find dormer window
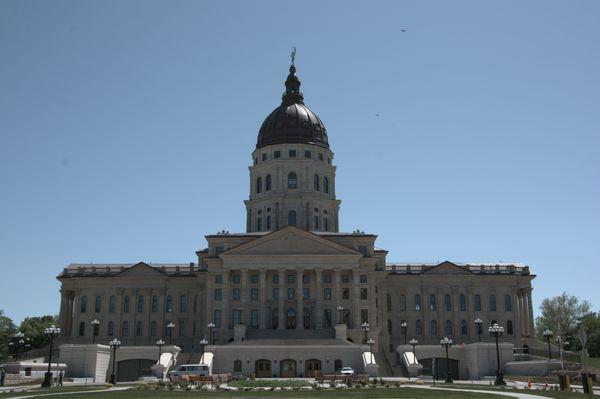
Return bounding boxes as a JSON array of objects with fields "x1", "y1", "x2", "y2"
[{"x1": 289, "y1": 149, "x2": 296, "y2": 157}]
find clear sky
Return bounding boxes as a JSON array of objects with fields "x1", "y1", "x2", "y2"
[{"x1": 1, "y1": 0, "x2": 598, "y2": 324}]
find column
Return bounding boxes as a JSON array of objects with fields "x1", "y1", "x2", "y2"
[
  {"x1": 278, "y1": 269, "x2": 285, "y2": 330},
  {"x1": 315, "y1": 269, "x2": 323, "y2": 329},
  {"x1": 241, "y1": 269, "x2": 248, "y2": 325},
  {"x1": 205, "y1": 273, "x2": 214, "y2": 337},
  {"x1": 352, "y1": 270, "x2": 361, "y2": 329},
  {"x1": 259, "y1": 269, "x2": 267, "y2": 329},
  {"x1": 527, "y1": 288, "x2": 535, "y2": 337},
  {"x1": 334, "y1": 269, "x2": 342, "y2": 324},
  {"x1": 222, "y1": 270, "x2": 231, "y2": 329},
  {"x1": 297, "y1": 269, "x2": 304, "y2": 329}
]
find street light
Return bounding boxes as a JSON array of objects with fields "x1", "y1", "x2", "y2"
[
  {"x1": 488, "y1": 323, "x2": 506, "y2": 386},
  {"x1": 41, "y1": 325, "x2": 61, "y2": 388},
  {"x1": 367, "y1": 338, "x2": 375, "y2": 364},
  {"x1": 409, "y1": 338, "x2": 418, "y2": 357},
  {"x1": 361, "y1": 322, "x2": 370, "y2": 344},
  {"x1": 91, "y1": 319, "x2": 100, "y2": 344},
  {"x1": 166, "y1": 322, "x2": 175, "y2": 346},
  {"x1": 440, "y1": 337, "x2": 453, "y2": 383},
  {"x1": 156, "y1": 339, "x2": 165, "y2": 363},
  {"x1": 337, "y1": 306, "x2": 344, "y2": 325},
  {"x1": 108, "y1": 338, "x2": 121, "y2": 384},
  {"x1": 543, "y1": 328, "x2": 553, "y2": 359},
  {"x1": 207, "y1": 322, "x2": 216, "y2": 345},
  {"x1": 199, "y1": 338, "x2": 208, "y2": 362},
  {"x1": 12, "y1": 332, "x2": 25, "y2": 361},
  {"x1": 400, "y1": 321, "x2": 408, "y2": 345},
  {"x1": 474, "y1": 318, "x2": 483, "y2": 342}
]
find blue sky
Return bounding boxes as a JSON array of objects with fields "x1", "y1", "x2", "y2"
[{"x1": 1, "y1": 0, "x2": 598, "y2": 324}]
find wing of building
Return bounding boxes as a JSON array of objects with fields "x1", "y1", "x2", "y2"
[{"x1": 56, "y1": 61, "x2": 537, "y2": 380}]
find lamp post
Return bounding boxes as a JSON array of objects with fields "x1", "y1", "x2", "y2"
[
  {"x1": 41, "y1": 325, "x2": 61, "y2": 388},
  {"x1": 474, "y1": 318, "x2": 483, "y2": 342},
  {"x1": 13, "y1": 332, "x2": 25, "y2": 361},
  {"x1": 108, "y1": 338, "x2": 121, "y2": 384},
  {"x1": 91, "y1": 319, "x2": 100, "y2": 344},
  {"x1": 400, "y1": 321, "x2": 408, "y2": 345},
  {"x1": 156, "y1": 339, "x2": 165, "y2": 363},
  {"x1": 361, "y1": 322, "x2": 370, "y2": 344},
  {"x1": 367, "y1": 338, "x2": 375, "y2": 364},
  {"x1": 199, "y1": 338, "x2": 208, "y2": 362},
  {"x1": 166, "y1": 322, "x2": 175, "y2": 346},
  {"x1": 207, "y1": 322, "x2": 215, "y2": 345},
  {"x1": 543, "y1": 328, "x2": 553, "y2": 359},
  {"x1": 337, "y1": 306, "x2": 344, "y2": 325},
  {"x1": 409, "y1": 338, "x2": 418, "y2": 357},
  {"x1": 488, "y1": 323, "x2": 506, "y2": 385},
  {"x1": 440, "y1": 337, "x2": 453, "y2": 383}
]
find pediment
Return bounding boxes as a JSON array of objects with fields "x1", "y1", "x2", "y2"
[
  {"x1": 117, "y1": 262, "x2": 167, "y2": 278},
  {"x1": 222, "y1": 227, "x2": 360, "y2": 257},
  {"x1": 422, "y1": 261, "x2": 473, "y2": 276}
]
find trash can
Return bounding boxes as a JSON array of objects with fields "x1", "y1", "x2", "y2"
[
  {"x1": 581, "y1": 372, "x2": 593, "y2": 394},
  {"x1": 558, "y1": 374, "x2": 571, "y2": 391}
]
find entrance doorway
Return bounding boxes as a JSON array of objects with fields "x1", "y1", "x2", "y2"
[
  {"x1": 304, "y1": 359, "x2": 321, "y2": 378},
  {"x1": 255, "y1": 359, "x2": 271, "y2": 378},
  {"x1": 280, "y1": 359, "x2": 297, "y2": 378},
  {"x1": 116, "y1": 359, "x2": 155, "y2": 382},
  {"x1": 286, "y1": 308, "x2": 296, "y2": 329},
  {"x1": 420, "y1": 358, "x2": 459, "y2": 380}
]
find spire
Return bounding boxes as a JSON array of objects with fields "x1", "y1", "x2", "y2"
[{"x1": 282, "y1": 47, "x2": 304, "y2": 105}]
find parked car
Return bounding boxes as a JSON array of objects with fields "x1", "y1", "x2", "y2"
[
  {"x1": 340, "y1": 367, "x2": 355, "y2": 375},
  {"x1": 167, "y1": 364, "x2": 210, "y2": 381}
]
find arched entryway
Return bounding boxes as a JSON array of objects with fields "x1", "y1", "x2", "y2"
[
  {"x1": 304, "y1": 359, "x2": 321, "y2": 378},
  {"x1": 255, "y1": 359, "x2": 271, "y2": 378},
  {"x1": 286, "y1": 308, "x2": 296, "y2": 329},
  {"x1": 116, "y1": 359, "x2": 155, "y2": 382},
  {"x1": 280, "y1": 359, "x2": 297, "y2": 378}
]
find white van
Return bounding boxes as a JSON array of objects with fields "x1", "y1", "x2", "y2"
[{"x1": 167, "y1": 364, "x2": 210, "y2": 381}]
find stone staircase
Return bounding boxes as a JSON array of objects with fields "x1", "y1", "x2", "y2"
[{"x1": 244, "y1": 328, "x2": 335, "y2": 340}]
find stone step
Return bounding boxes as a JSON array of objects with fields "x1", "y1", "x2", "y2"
[{"x1": 245, "y1": 328, "x2": 335, "y2": 340}]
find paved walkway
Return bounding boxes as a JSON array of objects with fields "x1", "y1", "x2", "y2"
[
  {"x1": 1, "y1": 387, "x2": 130, "y2": 399},
  {"x1": 407, "y1": 385, "x2": 558, "y2": 399}
]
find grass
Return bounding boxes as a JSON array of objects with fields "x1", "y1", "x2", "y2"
[
  {"x1": 0, "y1": 385, "x2": 108, "y2": 398},
  {"x1": 436, "y1": 383, "x2": 595, "y2": 399},
  {"x1": 583, "y1": 357, "x2": 600, "y2": 369}
]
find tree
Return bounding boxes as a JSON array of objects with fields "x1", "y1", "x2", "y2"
[
  {"x1": 0, "y1": 310, "x2": 17, "y2": 360},
  {"x1": 580, "y1": 313, "x2": 600, "y2": 357},
  {"x1": 535, "y1": 292, "x2": 592, "y2": 345},
  {"x1": 18, "y1": 315, "x2": 58, "y2": 349}
]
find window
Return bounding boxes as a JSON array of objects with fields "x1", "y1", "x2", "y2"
[
  {"x1": 232, "y1": 310, "x2": 242, "y2": 326},
  {"x1": 415, "y1": 320, "x2": 423, "y2": 336},
  {"x1": 233, "y1": 359, "x2": 242, "y2": 373},
  {"x1": 323, "y1": 177, "x2": 329, "y2": 193},
  {"x1": 180, "y1": 295, "x2": 187, "y2": 312},
  {"x1": 303, "y1": 288, "x2": 309, "y2": 299},
  {"x1": 288, "y1": 210, "x2": 297, "y2": 226},
  {"x1": 303, "y1": 274, "x2": 310, "y2": 284},
  {"x1": 343, "y1": 288, "x2": 350, "y2": 300},
  {"x1": 80, "y1": 296, "x2": 87, "y2": 313},
  {"x1": 122, "y1": 321, "x2": 129, "y2": 337},
  {"x1": 213, "y1": 310, "x2": 222, "y2": 328},
  {"x1": 461, "y1": 320, "x2": 468, "y2": 335},
  {"x1": 490, "y1": 294, "x2": 497, "y2": 311},
  {"x1": 323, "y1": 273, "x2": 332, "y2": 283},
  {"x1": 430, "y1": 320, "x2": 437, "y2": 336},
  {"x1": 324, "y1": 218, "x2": 328, "y2": 231},
  {"x1": 313, "y1": 174, "x2": 320, "y2": 191},
  {"x1": 266, "y1": 215, "x2": 271, "y2": 230},
  {"x1": 342, "y1": 274, "x2": 350, "y2": 284},
  {"x1": 272, "y1": 288, "x2": 279, "y2": 300},
  {"x1": 250, "y1": 310, "x2": 259, "y2": 328},
  {"x1": 107, "y1": 321, "x2": 114, "y2": 337},
  {"x1": 78, "y1": 322, "x2": 85, "y2": 337},
  {"x1": 507, "y1": 320, "x2": 514, "y2": 335},
  {"x1": 261, "y1": 153, "x2": 267, "y2": 161},
  {"x1": 165, "y1": 295, "x2": 172, "y2": 313},
  {"x1": 334, "y1": 359, "x2": 342, "y2": 371},
  {"x1": 95, "y1": 296, "x2": 101, "y2": 313},
  {"x1": 192, "y1": 321, "x2": 197, "y2": 337},
  {"x1": 287, "y1": 172, "x2": 297, "y2": 189},
  {"x1": 287, "y1": 274, "x2": 295, "y2": 284},
  {"x1": 444, "y1": 320, "x2": 453, "y2": 336},
  {"x1": 109, "y1": 296, "x2": 116, "y2": 313},
  {"x1": 386, "y1": 294, "x2": 392, "y2": 311},
  {"x1": 266, "y1": 175, "x2": 272, "y2": 191},
  {"x1": 136, "y1": 321, "x2": 143, "y2": 337},
  {"x1": 257, "y1": 217, "x2": 262, "y2": 231},
  {"x1": 415, "y1": 294, "x2": 422, "y2": 311},
  {"x1": 324, "y1": 287, "x2": 332, "y2": 300},
  {"x1": 150, "y1": 321, "x2": 157, "y2": 337},
  {"x1": 361, "y1": 309, "x2": 369, "y2": 323},
  {"x1": 289, "y1": 149, "x2": 296, "y2": 157},
  {"x1": 137, "y1": 296, "x2": 144, "y2": 313},
  {"x1": 179, "y1": 321, "x2": 186, "y2": 337},
  {"x1": 319, "y1": 153, "x2": 324, "y2": 161},
  {"x1": 324, "y1": 309, "x2": 332, "y2": 327},
  {"x1": 214, "y1": 289, "x2": 222, "y2": 300},
  {"x1": 360, "y1": 274, "x2": 368, "y2": 284},
  {"x1": 475, "y1": 294, "x2": 481, "y2": 311},
  {"x1": 505, "y1": 294, "x2": 512, "y2": 311},
  {"x1": 215, "y1": 246, "x2": 225, "y2": 256},
  {"x1": 251, "y1": 288, "x2": 259, "y2": 301},
  {"x1": 274, "y1": 150, "x2": 281, "y2": 158},
  {"x1": 360, "y1": 288, "x2": 368, "y2": 300},
  {"x1": 399, "y1": 294, "x2": 406, "y2": 311},
  {"x1": 444, "y1": 294, "x2": 452, "y2": 311},
  {"x1": 314, "y1": 216, "x2": 319, "y2": 229},
  {"x1": 256, "y1": 177, "x2": 262, "y2": 194},
  {"x1": 429, "y1": 294, "x2": 436, "y2": 311},
  {"x1": 215, "y1": 275, "x2": 223, "y2": 284},
  {"x1": 233, "y1": 274, "x2": 241, "y2": 284},
  {"x1": 305, "y1": 150, "x2": 311, "y2": 158},
  {"x1": 287, "y1": 288, "x2": 295, "y2": 299},
  {"x1": 151, "y1": 295, "x2": 158, "y2": 313},
  {"x1": 358, "y1": 246, "x2": 368, "y2": 256},
  {"x1": 232, "y1": 288, "x2": 240, "y2": 301},
  {"x1": 460, "y1": 294, "x2": 466, "y2": 311},
  {"x1": 386, "y1": 319, "x2": 392, "y2": 334},
  {"x1": 272, "y1": 274, "x2": 279, "y2": 284},
  {"x1": 123, "y1": 295, "x2": 130, "y2": 313},
  {"x1": 250, "y1": 274, "x2": 259, "y2": 284}
]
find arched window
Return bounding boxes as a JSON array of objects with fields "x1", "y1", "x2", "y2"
[
  {"x1": 166, "y1": 295, "x2": 173, "y2": 313},
  {"x1": 180, "y1": 295, "x2": 188, "y2": 312},
  {"x1": 80, "y1": 296, "x2": 87, "y2": 313},
  {"x1": 78, "y1": 321, "x2": 85, "y2": 337},
  {"x1": 288, "y1": 210, "x2": 297, "y2": 226},
  {"x1": 461, "y1": 320, "x2": 468, "y2": 335},
  {"x1": 107, "y1": 321, "x2": 114, "y2": 337},
  {"x1": 505, "y1": 294, "x2": 512, "y2": 311},
  {"x1": 507, "y1": 320, "x2": 514, "y2": 335},
  {"x1": 415, "y1": 294, "x2": 422, "y2": 311},
  {"x1": 444, "y1": 294, "x2": 452, "y2": 311},
  {"x1": 475, "y1": 294, "x2": 481, "y2": 311},
  {"x1": 445, "y1": 320, "x2": 453, "y2": 336},
  {"x1": 323, "y1": 177, "x2": 329, "y2": 193},
  {"x1": 460, "y1": 294, "x2": 466, "y2": 311},
  {"x1": 399, "y1": 294, "x2": 407, "y2": 311},
  {"x1": 287, "y1": 172, "x2": 297, "y2": 189},
  {"x1": 415, "y1": 320, "x2": 423, "y2": 335},
  {"x1": 123, "y1": 295, "x2": 130, "y2": 313},
  {"x1": 109, "y1": 296, "x2": 116, "y2": 313},
  {"x1": 122, "y1": 321, "x2": 129, "y2": 337},
  {"x1": 136, "y1": 321, "x2": 143, "y2": 336},
  {"x1": 430, "y1": 320, "x2": 437, "y2": 336},
  {"x1": 313, "y1": 174, "x2": 320, "y2": 191},
  {"x1": 429, "y1": 294, "x2": 436, "y2": 311},
  {"x1": 490, "y1": 294, "x2": 497, "y2": 311},
  {"x1": 256, "y1": 177, "x2": 262, "y2": 194},
  {"x1": 151, "y1": 295, "x2": 158, "y2": 313},
  {"x1": 266, "y1": 175, "x2": 272, "y2": 191},
  {"x1": 150, "y1": 321, "x2": 157, "y2": 337},
  {"x1": 137, "y1": 295, "x2": 144, "y2": 313}
]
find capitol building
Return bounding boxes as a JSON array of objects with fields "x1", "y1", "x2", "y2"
[{"x1": 55, "y1": 60, "x2": 537, "y2": 381}]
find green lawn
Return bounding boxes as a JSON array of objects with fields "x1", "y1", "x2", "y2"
[
  {"x1": 0, "y1": 386, "x2": 107, "y2": 398},
  {"x1": 437, "y1": 383, "x2": 594, "y2": 399},
  {"x1": 583, "y1": 357, "x2": 600, "y2": 369}
]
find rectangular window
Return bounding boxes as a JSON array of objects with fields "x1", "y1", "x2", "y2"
[
  {"x1": 303, "y1": 288, "x2": 309, "y2": 299},
  {"x1": 302, "y1": 274, "x2": 310, "y2": 284},
  {"x1": 137, "y1": 296, "x2": 144, "y2": 313},
  {"x1": 475, "y1": 294, "x2": 482, "y2": 311},
  {"x1": 324, "y1": 287, "x2": 332, "y2": 300},
  {"x1": 361, "y1": 309, "x2": 369, "y2": 324},
  {"x1": 490, "y1": 294, "x2": 497, "y2": 311},
  {"x1": 387, "y1": 319, "x2": 393, "y2": 335},
  {"x1": 399, "y1": 294, "x2": 407, "y2": 311},
  {"x1": 95, "y1": 296, "x2": 101, "y2": 313},
  {"x1": 429, "y1": 294, "x2": 437, "y2": 311},
  {"x1": 304, "y1": 150, "x2": 311, "y2": 158},
  {"x1": 232, "y1": 310, "x2": 242, "y2": 326},
  {"x1": 360, "y1": 288, "x2": 368, "y2": 300},
  {"x1": 261, "y1": 153, "x2": 267, "y2": 161},
  {"x1": 460, "y1": 294, "x2": 467, "y2": 311},
  {"x1": 232, "y1": 288, "x2": 240, "y2": 301},
  {"x1": 272, "y1": 287, "x2": 279, "y2": 300},
  {"x1": 324, "y1": 309, "x2": 332, "y2": 328},
  {"x1": 251, "y1": 288, "x2": 259, "y2": 301},
  {"x1": 415, "y1": 294, "x2": 422, "y2": 311},
  {"x1": 123, "y1": 295, "x2": 130, "y2": 313},
  {"x1": 215, "y1": 246, "x2": 224, "y2": 256},
  {"x1": 180, "y1": 295, "x2": 187, "y2": 312},
  {"x1": 272, "y1": 274, "x2": 279, "y2": 284},
  {"x1": 318, "y1": 153, "x2": 324, "y2": 161},
  {"x1": 213, "y1": 309, "x2": 222, "y2": 328},
  {"x1": 505, "y1": 294, "x2": 512, "y2": 311},
  {"x1": 342, "y1": 274, "x2": 350, "y2": 284},
  {"x1": 215, "y1": 274, "x2": 223, "y2": 284},
  {"x1": 360, "y1": 274, "x2": 368, "y2": 284},
  {"x1": 387, "y1": 294, "x2": 392, "y2": 311},
  {"x1": 214, "y1": 289, "x2": 222, "y2": 301},
  {"x1": 179, "y1": 321, "x2": 186, "y2": 337},
  {"x1": 151, "y1": 296, "x2": 158, "y2": 313},
  {"x1": 250, "y1": 274, "x2": 259, "y2": 284},
  {"x1": 289, "y1": 149, "x2": 296, "y2": 157},
  {"x1": 250, "y1": 310, "x2": 259, "y2": 328},
  {"x1": 287, "y1": 288, "x2": 295, "y2": 299},
  {"x1": 323, "y1": 273, "x2": 332, "y2": 284},
  {"x1": 274, "y1": 150, "x2": 281, "y2": 158},
  {"x1": 109, "y1": 296, "x2": 116, "y2": 313},
  {"x1": 342, "y1": 288, "x2": 350, "y2": 300},
  {"x1": 232, "y1": 274, "x2": 241, "y2": 284},
  {"x1": 287, "y1": 274, "x2": 295, "y2": 284}
]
